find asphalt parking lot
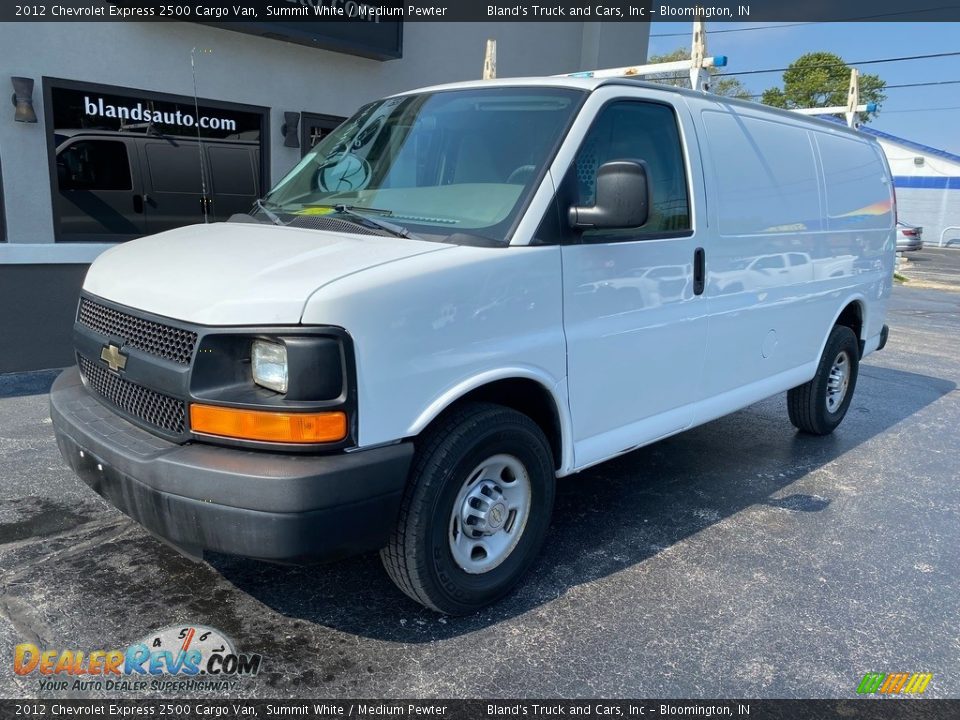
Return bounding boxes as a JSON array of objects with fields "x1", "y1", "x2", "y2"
[
  {"x1": 900, "y1": 246, "x2": 960, "y2": 290},
  {"x1": 2, "y1": 278, "x2": 959, "y2": 700}
]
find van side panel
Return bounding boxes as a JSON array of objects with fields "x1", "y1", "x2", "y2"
[
  {"x1": 696, "y1": 102, "x2": 893, "y2": 401},
  {"x1": 815, "y1": 132, "x2": 896, "y2": 349},
  {"x1": 303, "y1": 92, "x2": 893, "y2": 477}
]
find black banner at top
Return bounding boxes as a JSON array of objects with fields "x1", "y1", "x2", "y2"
[{"x1": 4, "y1": 0, "x2": 960, "y2": 22}]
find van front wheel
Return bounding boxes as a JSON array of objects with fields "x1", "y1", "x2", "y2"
[
  {"x1": 788, "y1": 324, "x2": 860, "y2": 435},
  {"x1": 381, "y1": 402, "x2": 555, "y2": 615}
]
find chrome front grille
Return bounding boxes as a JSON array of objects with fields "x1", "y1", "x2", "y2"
[
  {"x1": 77, "y1": 298, "x2": 197, "y2": 365},
  {"x1": 78, "y1": 355, "x2": 186, "y2": 435}
]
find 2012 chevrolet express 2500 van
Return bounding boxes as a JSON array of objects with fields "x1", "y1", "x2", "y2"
[{"x1": 51, "y1": 78, "x2": 895, "y2": 614}]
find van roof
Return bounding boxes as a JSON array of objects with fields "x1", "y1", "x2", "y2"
[
  {"x1": 392, "y1": 76, "x2": 871, "y2": 141},
  {"x1": 54, "y1": 128, "x2": 259, "y2": 145}
]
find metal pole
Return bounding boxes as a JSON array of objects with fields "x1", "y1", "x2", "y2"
[
  {"x1": 940, "y1": 226, "x2": 960, "y2": 248},
  {"x1": 190, "y1": 47, "x2": 212, "y2": 223},
  {"x1": 483, "y1": 39, "x2": 497, "y2": 80}
]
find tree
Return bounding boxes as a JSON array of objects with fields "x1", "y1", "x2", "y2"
[
  {"x1": 646, "y1": 49, "x2": 752, "y2": 99},
  {"x1": 761, "y1": 52, "x2": 886, "y2": 123}
]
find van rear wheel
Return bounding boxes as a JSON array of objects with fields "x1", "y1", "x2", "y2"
[
  {"x1": 788, "y1": 325, "x2": 860, "y2": 435},
  {"x1": 381, "y1": 402, "x2": 555, "y2": 615}
]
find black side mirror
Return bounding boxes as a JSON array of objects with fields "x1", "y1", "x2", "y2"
[{"x1": 569, "y1": 159, "x2": 650, "y2": 230}]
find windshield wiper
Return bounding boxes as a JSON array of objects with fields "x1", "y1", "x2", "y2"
[
  {"x1": 254, "y1": 198, "x2": 286, "y2": 226},
  {"x1": 328, "y1": 204, "x2": 420, "y2": 240}
]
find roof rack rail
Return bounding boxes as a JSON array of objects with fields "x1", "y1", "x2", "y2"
[
  {"x1": 553, "y1": 20, "x2": 726, "y2": 93},
  {"x1": 479, "y1": 18, "x2": 727, "y2": 94},
  {"x1": 790, "y1": 69, "x2": 875, "y2": 128}
]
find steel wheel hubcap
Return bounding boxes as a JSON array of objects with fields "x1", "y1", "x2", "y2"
[
  {"x1": 449, "y1": 453, "x2": 531, "y2": 574},
  {"x1": 826, "y1": 350, "x2": 851, "y2": 413}
]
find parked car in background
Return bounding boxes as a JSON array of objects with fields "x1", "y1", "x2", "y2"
[{"x1": 896, "y1": 221, "x2": 924, "y2": 252}]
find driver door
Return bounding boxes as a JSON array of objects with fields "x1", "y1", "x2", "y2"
[
  {"x1": 559, "y1": 98, "x2": 709, "y2": 469},
  {"x1": 55, "y1": 137, "x2": 146, "y2": 241}
]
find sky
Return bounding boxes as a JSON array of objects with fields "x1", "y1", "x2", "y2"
[{"x1": 647, "y1": 21, "x2": 960, "y2": 154}]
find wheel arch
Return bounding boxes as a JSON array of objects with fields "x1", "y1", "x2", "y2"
[
  {"x1": 828, "y1": 295, "x2": 868, "y2": 358},
  {"x1": 407, "y1": 369, "x2": 572, "y2": 473}
]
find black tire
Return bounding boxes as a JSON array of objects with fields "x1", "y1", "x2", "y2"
[
  {"x1": 788, "y1": 324, "x2": 860, "y2": 435},
  {"x1": 380, "y1": 402, "x2": 555, "y2": 615}
]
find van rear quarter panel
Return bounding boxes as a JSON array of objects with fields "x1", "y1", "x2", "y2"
[{"x1": 692, "y1": 98, "x2": 894, "y2": 398}]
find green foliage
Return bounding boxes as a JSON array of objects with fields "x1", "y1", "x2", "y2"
[
  {"x1": 761, "y1": 52, "x2": 886, "y2": 122},
  {"x1": 646, "y1": 49, "x2": 752, "y2": 99}
]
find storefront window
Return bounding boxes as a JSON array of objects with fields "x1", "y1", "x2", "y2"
[{"x1": 45, "y1": 80, "x2": 268, "y2": 242}]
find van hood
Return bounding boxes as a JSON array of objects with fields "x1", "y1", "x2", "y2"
[{"x1": 83, "y1": 222, "x2": 453, "y2": 325}]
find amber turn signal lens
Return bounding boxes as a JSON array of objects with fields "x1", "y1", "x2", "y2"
[{"x1": 189, "y1": 404, "x2": 347, "y2": 444}]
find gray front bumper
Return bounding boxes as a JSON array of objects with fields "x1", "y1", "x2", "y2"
[{"x1": 50, "y1": 367, "x2": 414, "y2": 562}]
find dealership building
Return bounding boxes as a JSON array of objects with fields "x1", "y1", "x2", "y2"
[
  {"x1": 0, "y1": 20, "x2": 651, "y2": 373},
  {"x1": 864, "y1": 126, "x2": 960, "y2": 246}
]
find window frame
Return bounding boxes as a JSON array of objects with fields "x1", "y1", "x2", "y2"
[
  {"x1": 0, "y1": 152, "x2": 6, "y2": 243},
  {"x1": 300, "y1": 112, "x2": 348, "y2": 158},
  {"x1": 559, "y1": 97, "x2": 695, "y2": 246}
]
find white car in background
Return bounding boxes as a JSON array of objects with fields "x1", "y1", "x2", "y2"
[{"x1": 712, "y1": 252, "x2": 857, "y2": 294}]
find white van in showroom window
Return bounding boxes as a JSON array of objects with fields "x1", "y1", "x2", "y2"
[{"x1": 52, "y1": 78, "x2": 895, "y2": 614}]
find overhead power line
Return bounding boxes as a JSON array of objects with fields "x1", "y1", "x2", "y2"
[
  {"x1": 717, "y1": 51, "x2": 960, "y2": 77},
  {"x1": 885, "y1": 79, "x2": 960, "y2": 89},
  {"x1": 878, "y1": 105, "x2": 960, "y2": 113},
  {"x1": 650, "y1": 22, "x2": 818, "y2": 38},
  {"x1": 745, "y1": 78, "x2": 960, "y2": 98}
]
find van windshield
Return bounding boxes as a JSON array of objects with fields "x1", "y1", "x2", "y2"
[{"x1": 261, "y1": 87, "x2": 584, "y2": 245}]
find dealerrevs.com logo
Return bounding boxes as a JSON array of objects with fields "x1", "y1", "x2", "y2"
[{"x1": 14, "y1": 625, "x2": 262, "y2": 693}]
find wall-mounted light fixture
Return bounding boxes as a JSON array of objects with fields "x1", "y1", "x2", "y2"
[
  {"x1": 281, "y1": 112, "x2": 300, "y2": 148},
  {"x1": 11, "y1": 77, "x2": 37, "y2": 123}
]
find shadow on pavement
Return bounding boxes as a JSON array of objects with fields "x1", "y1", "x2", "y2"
[
  {"x1": 204, "y1": 365, "x2": 953, "y2": 643},
  {"x1": 0, "y1": 369, "x2": 63, "y2": 398}
]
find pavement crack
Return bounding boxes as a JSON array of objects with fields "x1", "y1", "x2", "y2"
[
  {"x1": 0, "y1": 594, "x2": 44, "y2": 647},
  {"x1": 0, "y1": 515, "x2": 130, "y2": 575}
]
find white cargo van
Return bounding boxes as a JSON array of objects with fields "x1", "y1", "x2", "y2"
[{"x1": 51, "y1": 78, "x2": 895, "y2": 614}]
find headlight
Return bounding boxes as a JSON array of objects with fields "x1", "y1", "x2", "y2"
[{"x1": 252, "y1": 340, "x2": 288, "y2": 393}]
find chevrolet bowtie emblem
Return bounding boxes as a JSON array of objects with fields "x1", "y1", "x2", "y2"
[{"x1": 100, "y1": 343, "x2": 128, "y2": 372}]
